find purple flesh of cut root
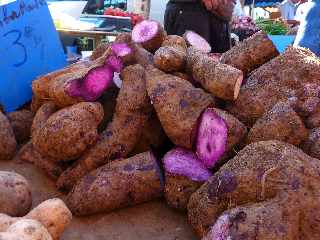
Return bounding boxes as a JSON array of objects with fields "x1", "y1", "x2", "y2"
[
  {"x1": 185, "y1": 30, "x2": 211, "y2": 53},
  {"x1": 106, "y1": 55, "x2": 123, "y2": 73},
  {"x1": 66, "y1": 65, "x2": 114, "y2": 101},
  {"x1": 203, "y1": 214, "x2": 231, "y2": 240},
  {"x1": 163, "y1": 148, "x2": 212, "y2": 182},
  {"x1": 196, "y1": 108, "x2": 228, "y2": 168},
  {"x1": 111, "y1": 43, "x2": 132, "y2": 57},
  {"x1": 131, "y1": 20, "x2": 159, "y2": 43}
]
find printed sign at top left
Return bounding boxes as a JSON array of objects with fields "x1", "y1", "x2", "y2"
[{"x1": 0, "y1": 0, "x2": 66, "y2": 112}]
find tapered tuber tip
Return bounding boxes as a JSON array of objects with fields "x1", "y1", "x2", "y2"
[
  {"x1": 132, "y1": 20, "x2": 160, "y2": 43},
  {"x1": 196, "y1": 108, "x2": 228, "y2": 168},
  {"x1": 163, "y1": 148, "x2": 212, "y2": 181},
  {"x1": 184, "y1": 30, "x2": 211, "y2": 54}
]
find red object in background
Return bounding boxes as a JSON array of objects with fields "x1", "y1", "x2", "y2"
[{"x1": 103, "y1": 7, "x2": 144, "y2": 26}]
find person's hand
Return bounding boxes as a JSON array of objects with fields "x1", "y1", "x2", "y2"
[{"x1": 202, "y1": 0, "x2": 219, "y2": 11}]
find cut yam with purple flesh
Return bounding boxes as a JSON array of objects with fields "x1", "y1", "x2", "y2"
[
  {"x1": 196, "y1": 109, "x2": 228, "y2": 168},
  {"x1": 183, "y1": 31, "x2": 211, "y2": 54},
  {"x1": 163, "y1": 148, "x2": 212, "y2": 210},
  {"x1": 131, "y1": 20, "x2": 166, "y2": 52}
]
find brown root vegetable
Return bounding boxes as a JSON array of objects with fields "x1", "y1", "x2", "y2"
[
  {"x1": 154, "y1": 46, "x2": 186, "y2": 72},
  {"x1": 30, "y1": 96, "x2": 48, "y2": 114},
  {"x1": 56, "y1": 64, "x2": 152, "y2": 192},
  {"x1": 0, "y1": 171, "x2": 32, "y2": 217},
  {"x1": 196, "y1": 108, "x2": 247, "y2": 168},
  {"x1": 202, "y1": 193, "x2": 299, "y2": 240},
  {"x1": 131, "y1": 20, "x2": 166, "y2": 52},
  {"x1": 220, "y1": 31, "x2": 279, "y2": 75},
  {"x1": 134, "y1": 46, "x2": 154, "y2": 67},
  {"x1": 90, "y1": 42, "x2": 110, "y2": 61},
  {"x1": 146, "y1": 66, "x2": 214, "y2": 149},
  {"x1": 163, "y1": 148, "x2": 212, "y2": 211},
  {"x1": 32, "y1": 102, "x2": 103, "y2": 162},
  {"x1": 188, "y1": 49, "x2": 244, "y2": 100},
  {"x1": 0, "y1": 112, "x2": 17, "y2": 160},
  {"x1": 154, "y1": 35, "x2": 187, "y2": 72},
  {"x1": 301, "y1": 128, "x2": 320, "y2": 159},
  {"x1": 0, "y1": 198, "x2": 72, "y2": 240},
  {"x1": 31, "y1": 102, "x2": 57, "y2": 136},
  {"x1": 227, "y1": 47, "x2": 320, "y2": 126},
  {"x1": 4, "y1": 219, "x2": 52, "y2": 240},
  {"x1": 183, "y1": 31, "x2": 211, "y2": 54},
  {"x1": 7, "y1": 110, "x2": 34, "y2": 143},
  {"x1": 246, "y1": 101, "x2": 308, "y2": 146},
  {"x1": 130, "y1": 111, "x2": 167, "y2": 155},
  {"x1": 172, "y1": 72, "x2": 195, "y2": 85},
  {"x1": 187, "y1": 140, "x2": 320, "y2": 237},
  {"x1": 17, "y1": 142, "x2": 65, "y2": 180},
  {"x1": 306, "y1": 111, "x2": 320, "y2": 128},
  {"x1": 66, "y1": 151, "x2": 164, "y2": 216}
]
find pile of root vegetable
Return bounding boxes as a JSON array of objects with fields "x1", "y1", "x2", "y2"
[{"x1": 2, "y1": 19, "x2": 320, "y2": 240}]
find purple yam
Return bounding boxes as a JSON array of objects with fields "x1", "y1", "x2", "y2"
[
  {"x1": 196, "y1": 108, "x2": 228, "y2": 168},
  {"x1": 106, "y1": 55, "x2": 123, "y2": 73},
  {"x1": 183, "y1": 31, "x2": 211, "y2": 54},
  {"x1": 111, "y1": 43, "x2": 132, "y2": 57},
  {"x1": 66, "y1": 65, "x2": 114, "y2": 101},
  {"x1": 163, "y1": 148, "x2": 212, "y2": 181},
  {"x1": 202, "y1": 214, "x2": 230, "y2": 240}
]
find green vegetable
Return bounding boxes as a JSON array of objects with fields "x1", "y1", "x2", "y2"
[{"x1": 256, "y1": 18, "x2": 289, "y2": 35}]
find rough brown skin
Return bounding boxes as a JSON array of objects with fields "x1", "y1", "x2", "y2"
[
  {"x1": 0, "y1": 198, "x2": 72, "y2": 240},
  {"x1": 306, "y1": 111, "x2": 320, "y2": 128},
  {"x1": 2, "y1": 219, "x2": 53, "y2": 240},
  {"x1": 97, "y1": 86, "x2": 119, "y2": 132},
  {"x1": 189, "y1": 50, "x2": 244, "y2": 101},
  {"x1": 16, "y1": 141, "x2": 65, "y2": 180},
  {"x1": 301, "y1": 128, "x2": 320, "y2": 159},
  {"x1": 30, "y1": 96, "x2": 48, "y2": 114},
  {"x1": 7, "y1": 110, "x2": 34, "y2": 143},
  {"x1": 187, "y1": 140, "x2": 320, "y2": 238},
  {"x1": 227, "y1": 47, "x2": 320, "y2": 126},
  {"x1": 154, "y1": 35, "x2": 187, "y2": 72},
  {"x1": 145, "y1": 66, "x2": 214, "y2": 149},
  {"x1": 32, "y1": 102, "x2": 104, "y2": 161},
  {"x1": 31, "y1": 102, "x2": 57, "y2": 137},
  {"x1": 130, "y1": 111, "x2": 167, "y2": 156},
  {"x1": 66, "y1": 151, "x2": 164, "y2": 216},
  {"x1": 0, "y1": 112, "x2": 17, "y2": 160},
  {"x1": 172, "y1": 72, "x2": 195, "y2": 85},
  {"x1": 220, "y1": 31, "x2": 279, "y2": 75},
  {"x1": 246, "y1": 101, "x2": 308, "y2": 146},
  {"x1": 137, "y1": 21, "x2": 166, "y2": 52},
  {"x1": 0, "y1": 171, "x2": 32, "y2": 217},
  {"x1": 202, "y1": 193, "x2": 300, "y2": 240},
  {"x1": 165, "y1": 174, "x2": 203, "y2": 211},
  {"x1": 56, "y1": 64, "x2": 152, "y2": 192},
  {"x1": 90, "y1": 42, "x2": 110, "y2": 61}
]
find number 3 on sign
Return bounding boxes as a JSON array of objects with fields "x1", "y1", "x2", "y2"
[{"x1": 3, "y1": 29, "x2": 27, "y2": 67}]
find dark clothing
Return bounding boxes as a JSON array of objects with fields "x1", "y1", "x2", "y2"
[{"x1": 164, "y1": 1, "x2": 231, "y2": 53}]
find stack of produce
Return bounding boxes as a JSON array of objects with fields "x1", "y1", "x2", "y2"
[
  {"x1": 231, "y1": 16, "x2": 260, "y2": 41},
  {"x1": 1, "y1": 18, "x2": 320, "y2": 240},
  {"x1": 103, "y1": 7, "x2": 144, "y2": 27}
]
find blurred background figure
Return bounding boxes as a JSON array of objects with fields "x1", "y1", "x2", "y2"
[{"x1": 278, "y1": 0, "x2": 300, "y2": 21}]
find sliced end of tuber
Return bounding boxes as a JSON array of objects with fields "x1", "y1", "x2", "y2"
[
  {"x1": 203, "y1": 214, "x2": 231, "y2": 240},
  {"x1": 196, "y1": 108, "x2": 228, "y2": 168},
  {"x1": 111, "y1": 43, "x2": 132, "y2": 58},
  {"x1": 163, "y1": 148, "x2": 212, "y2": 181},
  {"x1": 183, "y1": 31, "x2": 211, "y2": 54},
  {"x1": 66, "y1": 65, "x2": 114, "y2": 101},
  {"x1": 132, "y1": 20, "x2": 159, "y2": 43},
  {"x1": 106, "y1": 55, "x2": 123, "y2": 73}
]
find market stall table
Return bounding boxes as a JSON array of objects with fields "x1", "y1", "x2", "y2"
[{"x1": 57, "y1": 28, "x2": 119, "y2": 48}]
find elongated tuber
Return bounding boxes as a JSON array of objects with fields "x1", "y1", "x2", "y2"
[
  {"x1": 220, "y1": 31, "x2": 279, "y2": 74},
  {"x1": 57, "y1": 64, "x2": 152, "y2": 192},
  {"x1": 163, "y1": 148, "x2": 212, "y2": 210},
  {"x1": 146, "y1": 66, "x2": 214, "y2": 149},
  {"x1": 66, "y1": 151, "x2": 164, "y2": 216},
  {"x1": 32, "y1": 102, "x2": 104, "y2": 161}
]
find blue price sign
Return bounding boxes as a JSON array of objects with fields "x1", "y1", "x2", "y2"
[{"x1": 0, "y1": 0, "x2": 66, "y2": 112}]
